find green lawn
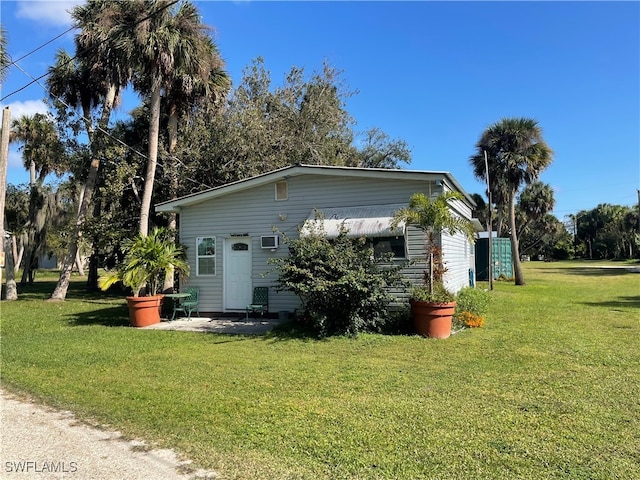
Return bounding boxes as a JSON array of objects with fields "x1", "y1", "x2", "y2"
[{"x1": 1, "y1": 261, "x2": 639, "y2": 479}]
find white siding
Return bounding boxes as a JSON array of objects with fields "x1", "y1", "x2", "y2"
[{"x1": 441, "y1": 231, "x2": 472, "y2": 293}]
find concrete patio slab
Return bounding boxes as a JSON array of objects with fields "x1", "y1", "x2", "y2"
[{"x1": 143, "y1": 316, "x2": 284, "y2": 335}]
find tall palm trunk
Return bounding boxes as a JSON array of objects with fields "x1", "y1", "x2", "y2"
[
  {"x1": 21, "y1": 167, "x2": 40, "y2": 284},
  {"x1": 508, "y1": 190, "x2": 525, "y2": 286},
  {"x1": 162, "y1": 104, "x2": 179, "y2": 292},
  {"x1": 50, "y1": 85, "x2": 116, "y2": 300},
  {"x1": 139, "y1": 87, "x2": 162, "y2": 237}
]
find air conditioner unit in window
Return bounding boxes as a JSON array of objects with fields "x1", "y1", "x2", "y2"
[{"x1": 260, "y1": 235, "x2": 279, "y2": 249}]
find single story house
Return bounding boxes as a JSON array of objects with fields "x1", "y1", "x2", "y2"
[{"x1": 156, "y1": 164, "x2": 482, "y2": 316}]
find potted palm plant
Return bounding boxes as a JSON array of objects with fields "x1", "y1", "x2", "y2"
[
  {"x1": 98, "y1": 227, "x2": 190, "y2": 327},
  {"x1": 392, "y1": 192, "x2": 475, "y2": 338}
]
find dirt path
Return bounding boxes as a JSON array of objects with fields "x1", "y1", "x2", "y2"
[{"x1": 0, "y1": 389, "x2": 218, "y2": 480}]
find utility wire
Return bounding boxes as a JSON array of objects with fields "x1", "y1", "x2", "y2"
[
  {"x1": 11, "y1": 60, "x2": 211, "y2": 191},
  {"x1": 3, "y1": 0, "x2": 213, "y2": 191},
  {"x1": 0, "y1": 26, "x2": 76, "y2": 77},
  {"x1": 1, "y1": 0, "x2": 180, "y2": 103}
]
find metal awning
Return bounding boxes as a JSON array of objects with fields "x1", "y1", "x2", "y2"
[{"x1": 300, "y1": 204, "x2": 406, "y2": 238}]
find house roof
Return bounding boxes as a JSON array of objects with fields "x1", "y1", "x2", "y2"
[{"x1": 155, "y1": 164, "x2": 476, "y2": 213}]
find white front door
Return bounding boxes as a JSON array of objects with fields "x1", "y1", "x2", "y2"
[{"x1": 223, "y1": 238, "x2": 253, "y2": 311}]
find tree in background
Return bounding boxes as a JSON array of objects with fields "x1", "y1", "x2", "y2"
[
  {"x1": 516, "y1": 181, "x2": 555, "y2": 238},
  {"x1": 159, "y1": 29, "x2": 230, "y2": 292},
  {"x1": 9, "y1": 113, "x2": 66, "y2": 284},
  {"x1": 470, "y1": 117, "x2": 553, "y2": 285},
  {"x1": 470, "y1": 193, "x2": 490, "y2": 231},
  {"x1": 123, "y1": 0, "x2": 221, "y2": 236},
  {"x1": 519, "y1": 214, "x2": 572, "y2": 260},
  {"x1": 3, "y1": 184, "x2": 29, "y2": 300},
  {"x1": 206, "y1": 58, "x2": 359, "y2": 181},
  {"x1": 355, "y1": 127, "x2": 411, "y2": 169},
  {"x1": 172, "y1": 57, "x2": 411, "y2": 191},
  {"x1": 47, "y1": 0, "x2": 131, "y2": 300},
  {"x1": 575, "y1": 204, "x2": 639, "y2": 260}
]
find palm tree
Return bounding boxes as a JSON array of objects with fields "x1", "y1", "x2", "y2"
[
  {"x1": 160, "y1": 35, "x2": 229, "y2": 291},
  {"x1": 47, "y1": 49, "x2": 103, "y2": 138},
  {"x1": 516, "y1": 181, "x2": 555, "y2": 239},
  {"x1": 48, "y1": 1, "x2": 131, "y2": 301},
  {"x1": 10, "y1": 113, "x2": 66, "y2": 284},
  {"x1": 163, "y1": 34, "x2": 229, "y2": 214},
  {"x1": 128, "y1": 0, "x2": 220, "y2": 236},
  {"x1": 392, "y1": 191, "x2": 475, "y2": 298},
  {"x1": 470, "y1": 117, "x2": 553, "y2": 285}
]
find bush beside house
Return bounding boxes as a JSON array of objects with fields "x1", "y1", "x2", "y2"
[{"x1": 269, "y1": 221, "x2": 405, "y2": 337}]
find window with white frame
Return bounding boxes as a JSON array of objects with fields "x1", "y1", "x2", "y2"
[{"x1": 196, "y1": 237, "x2": 216, "y2": 275}]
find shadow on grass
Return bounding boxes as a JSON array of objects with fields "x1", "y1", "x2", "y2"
[
  {"x1": 263, "y1": 316, "x2": 414, "y2": 342},
  {"x1": 546, "y1": 267, "x2": 639, "y2": 277},
  {"x1": 69, "y1": 305, "x2": 130, "y2": 327},
  {"x1": 5, "y1": 278, "x2": 125, "y2": 302},
  {"x1": 581, "y1": 295, "x2": 640, "y2": 310},
  {"x1": 262, "y1": 321, "x2": 324, "y2": 341}
]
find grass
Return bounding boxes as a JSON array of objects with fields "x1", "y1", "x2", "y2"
[{"x1": 1, "y1": 261, "x2": 639, "y2": 479}]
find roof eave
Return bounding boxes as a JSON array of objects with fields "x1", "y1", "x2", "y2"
[{"x1": 155, "y1": 164, "x2": 476, "y2": 212}]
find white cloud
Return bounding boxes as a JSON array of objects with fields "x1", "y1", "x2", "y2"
[
  {"x1": 5, "y1": 99, "x2": 49, "y2": 120},
  {"x1": 15, "y1": 1, "x2": 84, "y2": 27}
]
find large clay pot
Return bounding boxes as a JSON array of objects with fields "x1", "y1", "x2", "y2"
[
  {"x1": 410, "y1": 299, "x2": 456, "y2": 339},
  {"x1": 126, "y1": 295, "x2": 164, "y2": 327}
]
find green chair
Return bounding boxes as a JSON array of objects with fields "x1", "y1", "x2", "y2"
[
  {"x1": 246, "y1": 287, "x2": 268, "y2": 319},
  {"x1": 171, "y1": 287, "x2": 200, "y2": 321}
]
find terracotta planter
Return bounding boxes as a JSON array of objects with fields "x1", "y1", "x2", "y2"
[
  {"x1": 410, "y1": 299, "x2": 456, "y2": 339},
  {"x1": 126, "y1": 295, "x2": 164, "y2": 327}
]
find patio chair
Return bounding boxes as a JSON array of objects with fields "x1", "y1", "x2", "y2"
[
  {"x1": 246, "y1": 287, "x2": 268, "y2": 320},
  {"x1": 170, "y1": 287, "x2": 200, "y2": 321}
]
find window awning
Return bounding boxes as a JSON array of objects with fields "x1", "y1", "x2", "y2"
[{"x1": 300, "y1": 204, "x2": 406, "y2": 238}]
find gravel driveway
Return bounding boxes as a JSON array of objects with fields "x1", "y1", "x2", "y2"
[{"x1": 0, "y1": 389, "x2": 218, "y2": 480}]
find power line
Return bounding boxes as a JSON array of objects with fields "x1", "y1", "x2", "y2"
[
  {"x1": 3, "y1": 0, "x2": 213, "y2": 191},
  {"x1": 9, "y1": 59, "x2": 211, "y2": 191},
  {"x1": 1, "y1": 0, "x2": 180, "y2": 103},
  {"x1": 0, "y1": 26, "x2": 76, "y2": 77}
]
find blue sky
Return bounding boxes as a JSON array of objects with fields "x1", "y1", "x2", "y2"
[{"x1": 1, "y1": 0, "x2": 639, "y2": 220}]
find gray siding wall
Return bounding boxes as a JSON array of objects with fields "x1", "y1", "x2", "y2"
[{"x1": 178, "y1": 173, "x2": 471, "y2": 313}]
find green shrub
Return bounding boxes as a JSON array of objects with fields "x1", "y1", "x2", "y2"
[
  {"x1": 456, "y1": 287, "x2": 491, "y2": 316},
  {"x1": 454, "y1": 287, "x2": 491, "y2": 328},
  {"x1": 269, "y1": 223, "x2": 405, "y2": 337}
]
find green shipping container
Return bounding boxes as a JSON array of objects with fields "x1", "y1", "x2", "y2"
[{"x1": 475, "y1": 238, "x2": 513, "y2": 280}]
